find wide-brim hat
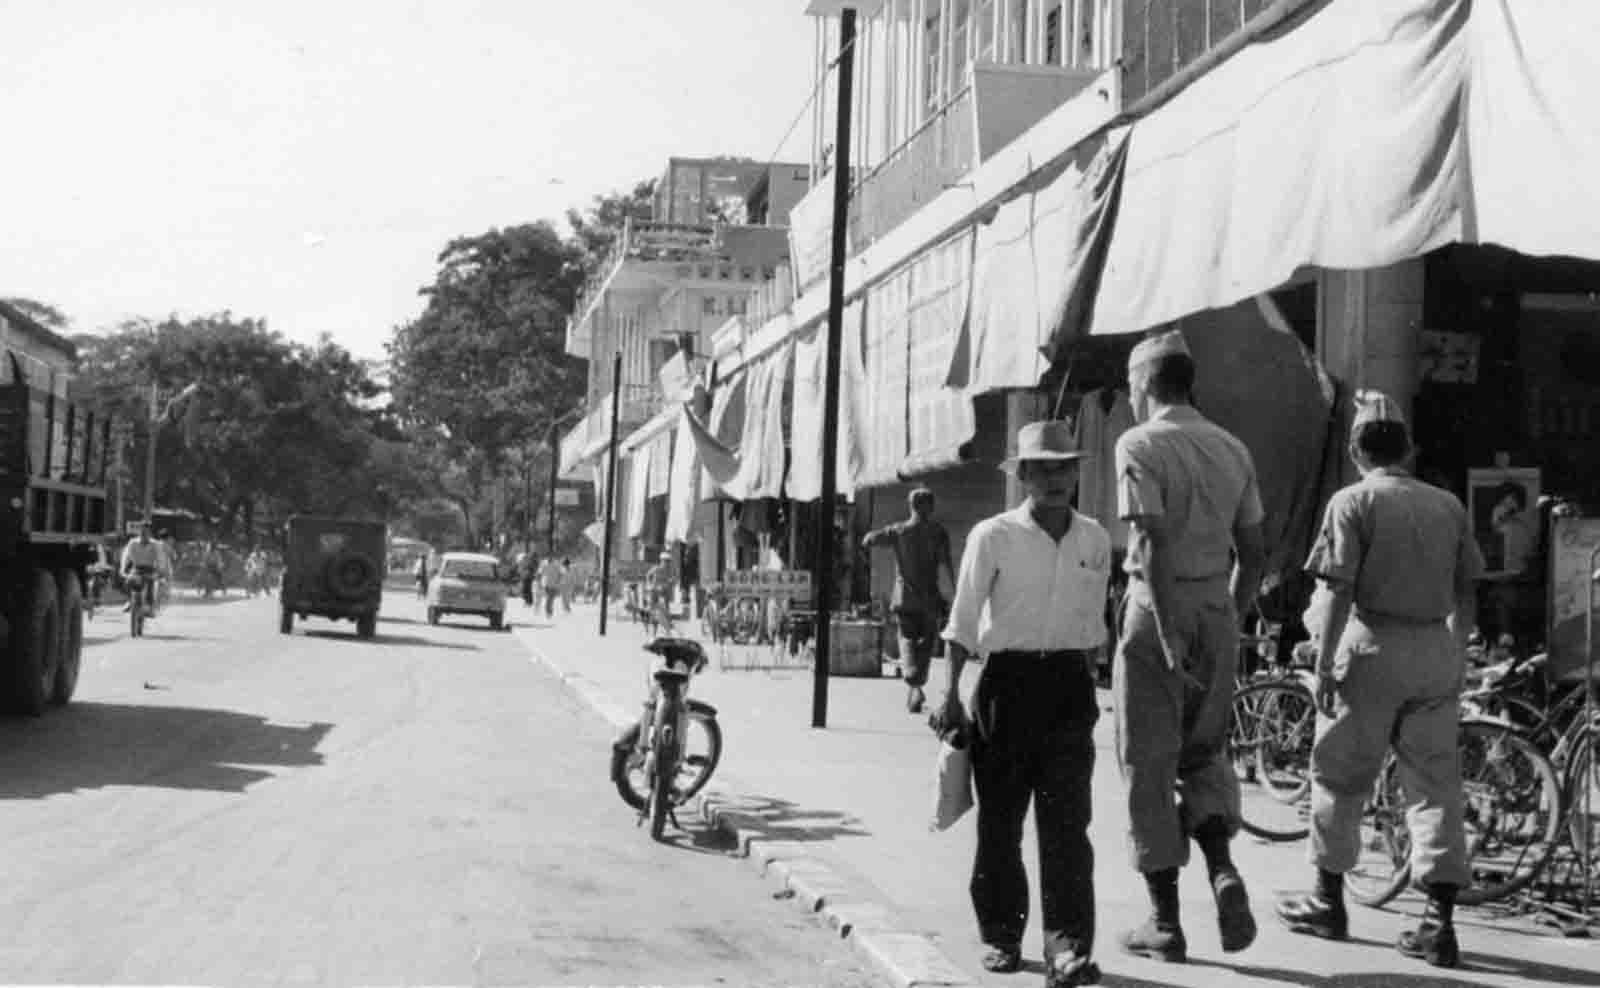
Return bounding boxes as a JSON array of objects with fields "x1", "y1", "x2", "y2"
[{"x1": 999, "y1": 420, "x2": 1090, "y2": 472}]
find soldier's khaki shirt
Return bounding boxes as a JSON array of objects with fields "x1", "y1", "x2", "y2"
[
  {"x1": 1305, "y1": 468, "x2": 1484, "y2": 622},
  {"x1": 1116, "y1": 405, "x2": 1264, "y2": 582}
]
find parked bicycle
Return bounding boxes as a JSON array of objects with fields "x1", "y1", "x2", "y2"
[{"x1": 609, "y1": 637, "x2": 723, "y2": 840}]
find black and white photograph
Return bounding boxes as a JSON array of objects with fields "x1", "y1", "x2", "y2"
[{"x1": 1, "y1": 2, "x2": 1597, "y2": 986}]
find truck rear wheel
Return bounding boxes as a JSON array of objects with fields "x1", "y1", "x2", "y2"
[
  {"x1": 8, "y1": 569, "x2": 60, "y2": 716},
  {"x1": 52, "y1": 570, "x2": 83, "y2": 706}
]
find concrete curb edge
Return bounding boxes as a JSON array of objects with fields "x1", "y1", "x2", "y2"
[{"x1": 515, "y1": 627, "x2": 979, "y2": 988}]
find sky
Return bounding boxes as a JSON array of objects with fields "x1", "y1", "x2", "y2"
[{"x1": 0, "y1": 0, "x2": 819, "y2": 361}]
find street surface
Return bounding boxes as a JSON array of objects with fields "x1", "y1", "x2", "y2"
[
  {"x1": 0, "y1": 590, "x2": 877, "y2": 987},
  {"x1": 518, "y1": 601, "x2": 1600, "y2": 988}
]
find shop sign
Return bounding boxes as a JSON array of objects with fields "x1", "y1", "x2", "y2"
[
  {"x1": 722, "y1": 568, "x2": 812, "y2": 601},
  {"x1": 1546, "y1": 516, "x2": 1600, "y2": 682},
  {"x1": 1417, "y1": 329, "x2": 1480, "y2": 384}
]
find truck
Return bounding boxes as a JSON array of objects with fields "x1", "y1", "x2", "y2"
[{"x1": 0, "y1": 301, "x2": 113, "y2": 714}]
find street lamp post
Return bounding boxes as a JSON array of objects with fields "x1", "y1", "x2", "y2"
[{"x1": 141, "y1": 381, "x2": 200, "y2": 525}]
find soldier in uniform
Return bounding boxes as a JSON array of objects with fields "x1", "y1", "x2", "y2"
[
  {"x1": 1276, "y1": 390, "x2": 1480, "y2": 969},
  {"x1": 1112, "y1": 330, "x2": 1267, "y2": 963}
]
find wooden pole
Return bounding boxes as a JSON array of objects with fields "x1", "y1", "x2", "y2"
[{"x1": 813, "y1": 6, "x2": 858, "y2": 730}]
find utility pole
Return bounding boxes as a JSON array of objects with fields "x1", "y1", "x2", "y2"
[
  {"x1": 546, "y1": 420, "x2": 561, "y2": 557},
  {"x1": 812, "y1": 6, "x2": 858, "y2": 730},
  {"x1": 142, "y1": 382, "x2": 159, "y2": 524},
  {"x1": 597, "y1": 351, "x2": 624, "y2": 637}
]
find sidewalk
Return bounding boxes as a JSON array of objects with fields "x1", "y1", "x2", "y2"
[{"x1": 514, "y1": 602, "x2": 1596, "y2": 988}]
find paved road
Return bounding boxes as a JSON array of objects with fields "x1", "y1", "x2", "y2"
[{"x1": 0, "y1": 590, "x2": 877, "y2": 987}]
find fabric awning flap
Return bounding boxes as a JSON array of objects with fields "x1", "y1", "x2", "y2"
[
  {"x1": 663, "y1": 412, "x2": 700, "y2": 544},
  {"x1": 1085, "y1": 0, "x2": 1600, "y2": 340},
  {"x1": 786, "y1": 302, "x2": 866, "y2": 501},
  {"x1": 722, "y1": 341, "x2": 793, "y2": 502},
  {"x1": 624, "y1": 445, "x2": 652, "y2": 540},
  {"x1": 902, "y1": 231, "x2": 979, "y2": 479},
  {"x1": 958, "y1": 130, "x2": 1128, "y2": 385}
]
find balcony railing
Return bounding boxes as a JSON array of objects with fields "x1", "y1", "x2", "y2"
[
  {"x1": 849, "y1": 84, "x2": 977, "y2": 250},
  {"x1": 571, "y1": 220, "x2": 724, "y2": 332}
]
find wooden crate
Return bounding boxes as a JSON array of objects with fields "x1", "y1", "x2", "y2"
[{"x1": 827, "y1": 620, "x2": 885, "y2": 678}]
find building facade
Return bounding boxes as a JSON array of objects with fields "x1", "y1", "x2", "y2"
[{"x1": 571, "y1": 2, "x2": 1600, "y2": 663}]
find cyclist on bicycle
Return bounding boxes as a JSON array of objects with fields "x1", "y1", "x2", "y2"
[{"x1": 120, "y1": 523, "x2": 173, "y2": 617}]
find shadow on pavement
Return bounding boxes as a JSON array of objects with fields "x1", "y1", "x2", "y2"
[
  {"x1": 708, "y1": 792, "x2": 871, "y2": 845},
  {"x1": 301, "y1": 631, "x2": 481, "y2": 652},
  {"x1": 0, "y1": 702, "x2": 333, "y2": 798},
  {"x1": 1187, "y1": 952, "x2": 1600, "y2": 988}
]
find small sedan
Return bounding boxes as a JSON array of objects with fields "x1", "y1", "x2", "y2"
[{"x1": 426, "y1": 552, "x2": 509, "y2": 630}]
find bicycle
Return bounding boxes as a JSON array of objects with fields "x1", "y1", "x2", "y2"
[
  {"x1": 124, "y1": 568, "x2": 157, "y2": 638},
  {"x1": 609, "y1": 637, "x2": 723, "y2": 840}
]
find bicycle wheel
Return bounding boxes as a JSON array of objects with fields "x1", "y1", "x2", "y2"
[
  {"x1": 1231, "y1": 680, "x2": 1315, "y2": 841},
  {"x1": 1564, "y1": 721, "x2": 1599, "y2": 863},
  {"x1": 612, "y1": 703, "x2": 722, "y2": 811},
  {"x1": 1455, "y1": 718, "x2": 1562, "y2": 905}
]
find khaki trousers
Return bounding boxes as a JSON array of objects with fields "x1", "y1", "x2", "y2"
[
  {"x1": 1309, "y1": 614, "x2": 1469, "y2": 888},
  {"x1": 1113, "y1": 579, "x2": 1242, "y2": 873}
]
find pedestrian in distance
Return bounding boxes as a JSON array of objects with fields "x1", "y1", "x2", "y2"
[
  {"x1": 521, "y1": 553, "x2": 538, "y2": 607},
  {"x1": 931, "y1": 420, "x2": 1110, "y2": 988},
  {"x1": 1276, "y1": 390, "x2": 1482, "y2": 968},
  {"x1": 864, "y1": 487, "x2": 955, "y2": 715},
  {"x1": 413, "y1": 555, "x2": 429, "y2": 600},
  {"x1": 559, "y1": 557, "x2": 574, "y2": 613},
  {"x1": 1112, "y1": 329, "x2": 1266, "y2": 963},
  {"x1": 538, "y1": 557, "x2": 563, "y2": 618}
]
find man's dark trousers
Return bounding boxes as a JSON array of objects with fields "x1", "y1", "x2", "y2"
[{"x1": 970, "y1": 651, "x2": 1098, "y2": 961}]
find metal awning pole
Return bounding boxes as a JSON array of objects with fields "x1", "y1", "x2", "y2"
[{"x1": 813, "y1": 6, "x2": 859, "y2": 730}]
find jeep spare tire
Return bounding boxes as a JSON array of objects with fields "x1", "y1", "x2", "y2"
[{"x1": 325, "y1": 551, "x2": 379, "y2": 601}]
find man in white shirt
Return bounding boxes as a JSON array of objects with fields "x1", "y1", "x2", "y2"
[
  {"x1": 119, "y1": 523, "x2": 173, "y2": 616},
  {"x1": 934, "y1": 420, "x2": 1111, "y2": 988}
]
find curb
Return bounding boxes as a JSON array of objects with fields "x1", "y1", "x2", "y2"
[{"x1": 515, "y1": 627, "x2": 980, "y2": 988}]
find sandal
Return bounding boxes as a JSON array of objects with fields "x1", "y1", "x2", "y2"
[{"x1": 981, "y1": 945, "x2": 1022, "y2": 973}]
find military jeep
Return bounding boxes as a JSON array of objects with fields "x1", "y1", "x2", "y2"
[{"x1": 279, "y1": 516, "x2": 387, "y2": 639}]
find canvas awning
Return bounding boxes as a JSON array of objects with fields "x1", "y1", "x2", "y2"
[
  {"x1": 721, "y1": 342, "x2": 793, "y2": 502},
  {"x1": 955, "y1": 130, "x2": 1127, "y2": 389},
  {"x1": 786, "y1": 301, "x2": 866, "y2": 501},
  {"x1": 1082, "y1": 0, "x2": 1600, "y2": 340},
  {"x1": 900, "y1": 230, "x2": 979, "y2": 480}
]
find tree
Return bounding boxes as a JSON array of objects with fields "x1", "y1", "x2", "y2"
[
  {"x1": 386, "y1": 223, "x2": 589, "y2": 545},
  {"x1": 71, "y1": 314, "x2": 402, "y2": 537}
]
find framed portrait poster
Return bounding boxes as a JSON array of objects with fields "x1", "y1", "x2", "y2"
[
  {"x1": 1467, "y1": 467, "x2": 1541, "y2": 579},
  {"x1": 1546, "y1": 516, "x2": 1600, "y2": 683}
]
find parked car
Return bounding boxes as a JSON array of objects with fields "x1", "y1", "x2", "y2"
[
  {"x1": 279, "y1": 516, "x2": 387, "y2": 638},
  {"x1": 426, "y1": 552, "x2": 509, "y2": 630}
]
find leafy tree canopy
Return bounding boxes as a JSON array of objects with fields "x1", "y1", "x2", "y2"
[
  {"x1": 386, "y1": 222, "x2": 588, "y2": 472},
  {"x1": 72, "y1": 314, "x2": 410, "y2": 536}
]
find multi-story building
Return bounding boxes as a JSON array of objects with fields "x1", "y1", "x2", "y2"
[
  {"x1": 557, "y1": 157, "x2": 806, "y2": 573},
  {"x1": 658, "y1": 0, "x2": 1600, "y2": 656}
]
